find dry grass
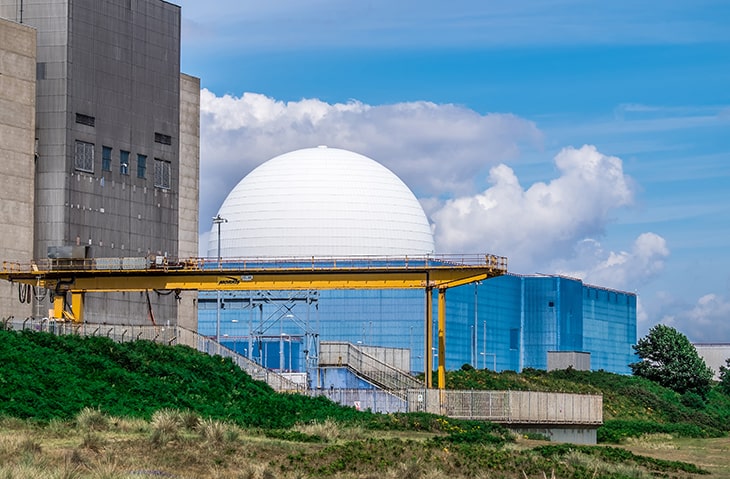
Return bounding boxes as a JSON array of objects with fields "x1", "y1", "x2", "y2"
[
  {"x1": 293, "y1": 418, "x2": 368, "y2": 443},
  {"x1": 76, "y1": 407, "x2": 109, "y2": 432},
  {"x1": 561, "y1": 450, "x2": 651, "y2": 479},
  {"x1": 624, "y1": 433, "x2": 677, "y2": 450},
  {"x1": 293, "y1": 418, "x2": 341, "y2": 442},
  {"x1": 0, "y1": 413, "x2": 719, "y2": 479},
  {"x1": 626, "y1": 436, "x2": 730, "y2": 478},
  {"x1": 149, "y1": 408, "x2": 182, "y2": 445}
]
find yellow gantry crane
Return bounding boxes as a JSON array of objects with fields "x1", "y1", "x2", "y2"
[{"x1": 1, "y1": 254, "x2": 507, "y2": 389}]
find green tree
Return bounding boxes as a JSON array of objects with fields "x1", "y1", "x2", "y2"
[
  {"x1": 629, "y1": 324, "x2": 713, "y2": 397},
  {"x1": 718, "y1": 358, "x2": 730, "y2": 395}
]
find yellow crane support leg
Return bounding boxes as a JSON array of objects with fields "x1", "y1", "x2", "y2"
[
  {"x1": 437, "y1": 287, "x2": 446, "y2": 390},
  {"x1": 424, "y1": 287, "x2": 433, "y2": 389},
  {"x1": 71, "y1": 292, "x2": 84, "y2": 323},
  {"x1": 53, "y1": 293, "x2": 65, "y2": 320}
]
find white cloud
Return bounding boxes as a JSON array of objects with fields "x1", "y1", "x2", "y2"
[
  {"x1": 198, "y1": 89, "x2": 542, "y2": 234},
  {"x1": 431, "y1": 145, "x2": 633, "y2": 271},
  {"x1": 658, "y1": 293, "x2": 730, "y2": 343},
  {"x1": 553, "y1": 233, "x2": 669, "y2": 290}
]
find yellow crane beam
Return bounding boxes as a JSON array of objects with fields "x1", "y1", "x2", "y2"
[{"x1": 1, "y1": 254, "x2": 507, "y2": 390}]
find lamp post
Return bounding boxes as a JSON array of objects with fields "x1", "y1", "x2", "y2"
[
  {"x1": 480, "y1": 352, "x2": 497, "y2": 371},
  {"x1": 213, "y1": 214, "x2": 227, "y2": 343}
]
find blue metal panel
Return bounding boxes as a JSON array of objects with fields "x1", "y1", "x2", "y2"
[{"x1": 198, "y1": 274, "x2": 637, "y2": 375}]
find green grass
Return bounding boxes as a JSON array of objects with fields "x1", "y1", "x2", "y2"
[{"x1": 1, "y1": 328, "x2": 726, "y2": 477}]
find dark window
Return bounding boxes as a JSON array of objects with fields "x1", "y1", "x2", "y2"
[
  {"x1": 75, "y1": 113, "x2": 95, "y2": 127},
  {"x1": 120, "y1": 150, "x2": 129, "y2": 175},
  {"x1": 137, "y1": 154, "x2": 147, "y2": 179},
  {"x1": 548, "y1": 301, "x2": 554, "y2": 307},
  {"x1": 102, "y1": 146, "x2": 112, "y2": 171},
  {"x1": 154, "y1": 158, "x2": 171, "y2": 189},
  {"x1": 154, "y1": 132, "x2": 172, "y2": 145},
  {"x1": 74, "y1": 140, "x2": 94, "y2": 172},
  {"x1": 36, "y1": 62, "x2": 46, "y2": 80},
  {"x1": 510, "y1": 329, "x2": 519, "y2": 350}
]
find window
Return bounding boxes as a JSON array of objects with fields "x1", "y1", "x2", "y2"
[
  {"x1": 75, "y1": 113, "x2": 95, "y2": 127},
  {"x1": 154, "y1": 132, "x2": 172, "y2": 145},
  {"x1": 74, "y1": 140, "x2": 94, "y2": 172},
  {"x1": 120, "y1": 150, "x2": 129, "y2": 175},
  {"x1": 137, "y1": 154, "x2": 147, "y2": 178},
  {"x1": 154, "y1": 158, "x2": 170, "y2": 189},
  {"x1": 102, "y1": 146, "x2": 112, "y2": 171},
  {"x1": 510, "y1": 328, "x2": 519, "y2": 350}
]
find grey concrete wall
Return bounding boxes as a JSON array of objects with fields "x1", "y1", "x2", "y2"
[
  {"x1": 63, "y1": 0, "x2": 181, "y2": 259},
  {"x1": 694, "y1": 344, "x2": 730, "y2": 380},
  {"x1": 2, "y1": 0, "x2": 185, "y2": 325},
  {"x1": 360, "y1": 345, "x2": 411, "y2": 371},
  {"x1": 511, "y1": 426, "x2": 598, "y2": 445},
  {"x1": 547, "y1": 351, "x2": 591, "y2": 371},
  {"x1": 1, "y1": 0, "x2": 71, "y2": 259},
  {"x1": 0, "y1": 17, "x2": 36, "y2": 319},
  {"x1": 177, "y1": 72, "x2": 200, "y2": 331}
]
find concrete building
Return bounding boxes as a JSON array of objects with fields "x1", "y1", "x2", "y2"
[
  {"x1": 0, "y1": 17, "x2": 36, "y2": 320},
  {"x1": 0, "y1": 0, "x2": 199, "y2": 324},
  {"x1": 694, "y1": 344, "x2": 730, "y2": 380}
]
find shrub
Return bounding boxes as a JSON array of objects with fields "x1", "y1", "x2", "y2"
[
  {"x1": 680, "y1": 391, "x2": 706, "y2": 409},
  {"x1": 149, "y1": 409, "x2": 181, "y2": 445},
  {"x1": 294, "y1": 418, "x2": 341, "y2": 442},
  {"x1": 198, "y1": 418, "x2": 228, "y2": 444},
  {"x1": 75, "y1": 407, "x2": 109, "y2": 432},
  {"x1": 178, "y1": 409, "x2": 201, "y2": 431},
  {"x1": 717, "y1": 358, "x2": 730, "y2": 395},
  {"x1": 597, "y1": 419, "x2": 710, "y2": 443},
  {"x1": 80, "y1": 431, "x2": 105, "y2": 452}
]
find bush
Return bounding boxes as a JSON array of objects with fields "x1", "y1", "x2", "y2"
[
  {"x1": 75, "y1": 407, "x2": 109, "y2": 432},
  {"x1": 718, "y1": 358, "x2": 730, "y2": 395},
  {"x1": 149, "y1": 409, "x2": 181, "y2": 445},
  {"x1": 680, "y1": 391, "x2": 706, "y2": 409}
]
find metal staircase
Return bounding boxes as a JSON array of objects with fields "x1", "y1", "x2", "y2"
[{"x1": 318, "y1": 341, "x2": 422, "y2": 398}]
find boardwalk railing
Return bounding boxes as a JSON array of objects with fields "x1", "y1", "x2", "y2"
[{"x1": 407, "y1": 389, "x2": 602, "y2": 424}]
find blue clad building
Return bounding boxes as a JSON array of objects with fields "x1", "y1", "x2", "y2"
[
  {"x1": 199, "y1": 274, "x2": 636, "y2": 375},
  {"x1": 199, "y1": 147, "x2": 637, "y2": 376}
]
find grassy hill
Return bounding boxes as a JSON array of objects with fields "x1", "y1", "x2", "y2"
[{"x1": 1, "y1": 328, "x2": 728, "y2": 478}]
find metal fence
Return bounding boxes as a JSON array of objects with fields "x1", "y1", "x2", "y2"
[
  {"x1": 2, "y1": 317, "x2": 602, "y2": 425},
  {"x1": 406, "y1": 389, "x2": 602, "y2": 424},
  {"x1": 310, "y1": 388, "x2": 408, "y2": 413}
]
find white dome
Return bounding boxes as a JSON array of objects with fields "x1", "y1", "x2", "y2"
[{"x1": 208, "y1": 146, "x2": 435, "y2": 258}]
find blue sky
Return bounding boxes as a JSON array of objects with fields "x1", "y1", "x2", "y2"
[{"x1": 175, "y1": 0, "x2": 730, "y2": 342}]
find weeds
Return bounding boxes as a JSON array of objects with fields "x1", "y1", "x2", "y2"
[
  {"x1": 199, "y1": 418, "x2": 227, "y2": 445},
  {"x1": 81, "y1": 432, "x2": 106, "y2": 452},
  {"x1": 76, "y1": 408, "x2": 109, "y2": 432},
  {"x1": 294, "y1": 418, "x2": 341, "y2": 442}
]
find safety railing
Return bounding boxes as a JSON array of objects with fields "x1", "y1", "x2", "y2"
[
  {"x1": 319, "y1": 342, "x2": 423, "y2": 397},
  {"x1": 2, "y1": 254, "x2": 507, "y2": 274},
  {"x1": 310, "y1": 388, "x2": 408, "y2": 414}
]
